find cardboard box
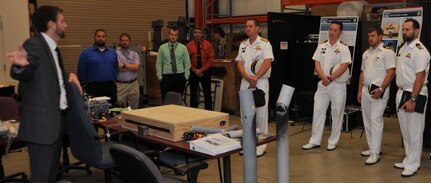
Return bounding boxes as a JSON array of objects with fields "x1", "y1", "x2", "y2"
[{"x1": 121, "y1": 105, "x2": 229, "y2": 141}]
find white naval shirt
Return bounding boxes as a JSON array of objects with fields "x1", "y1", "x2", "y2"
[
  {"x1": 235, "y1": 36, "x2": 274, "y2": 78},
  {"x1": 312, "y1": 40, "x2": 352, "y2": 76},
  {"x1": 361, "y1": 43, "x2": 396, "y2": 87},
  {"x1": 396, "y1": 38, "x2": 430, "y2": 94}
]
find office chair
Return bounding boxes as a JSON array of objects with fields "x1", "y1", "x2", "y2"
[
  {"x1": 57, "y1": 134, "x2": 92, "y2": 180},
  {"x1": 110, "y1": 144, "x2": 208, "y2": 183},
  {"x1": 65, "y1": 83, "x2": 117, "y2": 183},
  {"x1": 163, "y1": 92, "x2": 185, "y2": 106},
  {"x1": 290, "y1": 91, "x2": 315, "y2": 131},
  {"x1": 0, "y1": 97, "x2": 28, "y2": 183},
  {"x1": 0, "y1": 97, "x2": 19, "y2": 121}
]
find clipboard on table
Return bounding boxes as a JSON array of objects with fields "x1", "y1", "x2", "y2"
[{"x1": 398, "y1": 91, "x2": 427, "y2": 113}]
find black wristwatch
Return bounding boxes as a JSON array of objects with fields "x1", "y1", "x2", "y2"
[
  {"x1": 122, "y1": 63, "x2": 126, "y2": 69},
  {"x1": 410, "y1": 96, "x2": 417, "y2": 102}
]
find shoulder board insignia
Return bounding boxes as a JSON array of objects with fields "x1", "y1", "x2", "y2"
[
  {"x1": 416, "y1": 43, "x2": 424, "y2": 50},
  {"x1": 340, "y1": 40, "x2": 348, "y2": 46},
  {"x1": 260, "y1": 38, "x2": 269, "y2": 42},
  {"x1": 241, "y1": 39, "x2": 247, "y2": 44},
  {"x1": 320, "y1": 40, "x2": 328, "y2": 44}
]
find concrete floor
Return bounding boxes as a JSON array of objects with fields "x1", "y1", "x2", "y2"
[{"x1": 3, "y1": 115, "x2": 431, "y2": 183}]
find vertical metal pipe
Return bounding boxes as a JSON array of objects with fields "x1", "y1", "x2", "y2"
[
  {"x1": 229, "y1": 0, "x2": 232, "y2": 16},
  {"x1": 281, "y1": 0, "x2": 284, "y2": 13},
  {"x1": 229, "y1": 0, "x2": 233, "y2": 33},
  {"x1": 276, "y1": 85, "x2": 295, "y2": 183},
  {"x1": 185, "y1": 0, "x2": 189, "y2": 22},
  {"x1": 203, "y1": 0, "x2": 207, "y2": 29},
  {"x1": 194, "y1": 0, "x2": 202, "y2": 29},
  {"x1": 239, "y1": 88, "x2": 257, "y2": 183}
]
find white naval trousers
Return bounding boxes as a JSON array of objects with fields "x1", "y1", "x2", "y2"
[
  {"x1": 308, "y1": 81, "x2": 346, "y2": 146},
  {"x1": 240, "y1": 78, "x2": 269, "y2": 152},
  {"x1": 396, "y1": 89, "x2": 427, "y2": 171},
  {"x1": 361, "y1": 86, "x2": 389, "y2": 155}
]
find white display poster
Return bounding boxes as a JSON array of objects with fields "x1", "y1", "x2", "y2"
[{"x1": 381, "y1": 7, "x2": 423, "y2": 53}]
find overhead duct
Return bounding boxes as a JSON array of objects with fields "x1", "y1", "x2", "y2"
[{"x1": 337, "y1": 1, "x2": 368, "y2": 19}]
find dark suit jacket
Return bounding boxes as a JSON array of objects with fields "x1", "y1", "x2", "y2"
[{"x1": 10, "y1": 34, "x2": 69, "y2": 145}]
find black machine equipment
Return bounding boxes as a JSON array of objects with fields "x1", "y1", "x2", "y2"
[
  {"x1": 84, "y1": 96, "x2": 110, "y2": 120},
  {"x1": 151, "y1": 20, "x2": 164, "y2": 52},
  {"x1": 167, "y1": 16, "x2": 190, "y2": 45}
]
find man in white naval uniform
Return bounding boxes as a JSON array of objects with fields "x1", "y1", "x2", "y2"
[
  {"x1": 236, "y1": 18, "x2": 274, "y2": 157},
  {"x1": 394, "y1": 18, "x2": 430, "y2": 177},
  {"x1": 302, "y1": 21, "x2": 351, "y2": 151},
  {"x1": 358, "y1": 26, "x2": 396, "y2": 165}
]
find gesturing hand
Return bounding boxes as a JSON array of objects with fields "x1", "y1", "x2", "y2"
[{"x1": 7, "y1": 45, "x2": 29, "y2": 67}]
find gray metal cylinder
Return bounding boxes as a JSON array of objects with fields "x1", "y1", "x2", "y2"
[
  {"x1": 239, "y1": 88, "x2": 257, "y2": 183},
  {"x1": 276, "y1": 84, "x2": 295, "y2": 183}
]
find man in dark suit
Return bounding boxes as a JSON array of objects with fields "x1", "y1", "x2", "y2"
[{"x1": 7, "y1": 5, "x2": 81, "y2": 182}]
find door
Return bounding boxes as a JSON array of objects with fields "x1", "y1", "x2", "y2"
[{"x1": 0, "y1": 15, "x2": 5, "y2": 83}]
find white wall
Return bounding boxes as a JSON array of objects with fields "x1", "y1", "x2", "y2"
[{"x1": 0, "y1": 0, "x2": 29, "y2": 85}]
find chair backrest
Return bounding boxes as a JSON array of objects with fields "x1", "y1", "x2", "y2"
[
  {"x1": 66, "y1": 83, "x2": 103, "y2": 167},
  {"x1": 294, "y1": 91, "x2": 314, "y2": 114},
  {"x1": 110, "y1": 144, "x2": 164, "y2": 183},
  {"x1": 163, "y1": 92, "x2": 184, "y2": 106},
  {"x1": 0, "y1": 97, "x2": 19, "y2": 121}
]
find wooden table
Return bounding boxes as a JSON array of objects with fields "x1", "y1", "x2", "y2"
[{"x1": 101, "y1": 119, "x2": 276, "y2": 183}]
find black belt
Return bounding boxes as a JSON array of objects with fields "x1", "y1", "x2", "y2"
[
  {"x1": 116, "y1": 79, "x2": 137, "y2": 84},
  {"x1": 60, "y1": 109, "x2": 69, "y2": 116},
  {"x1": 88, "y1": 81, "x2": 115, "y2": 85},
  {"x1": 162, "y1": 73, "x2": 185, "y2": 77}
]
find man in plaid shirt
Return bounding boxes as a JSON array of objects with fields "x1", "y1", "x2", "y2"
[{"x1": 116, "y1": 33, "x2": 140, "y2": 109}]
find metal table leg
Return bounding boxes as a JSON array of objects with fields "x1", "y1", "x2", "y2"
[{"x1": 223, "y1": 155, "x2": 231, "y2": 183}]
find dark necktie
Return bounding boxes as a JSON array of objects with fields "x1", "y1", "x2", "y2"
[
  {"x1": 55, "y1": 47, "x2": 67, "y2": 84},
  {"x1": 170, "y1": 44, "x2": 177, "y2": 73},
  {"x1": 197, "y1": 41, "x2": 202, "y2": 69}
]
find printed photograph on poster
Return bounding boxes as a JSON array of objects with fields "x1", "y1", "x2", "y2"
[
  {"x1": 382, "y1": 40, "x2": 398, "y2": 53},
  {"x1": 381, "y1": 19, "x2": 399, "y2": 39}
]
